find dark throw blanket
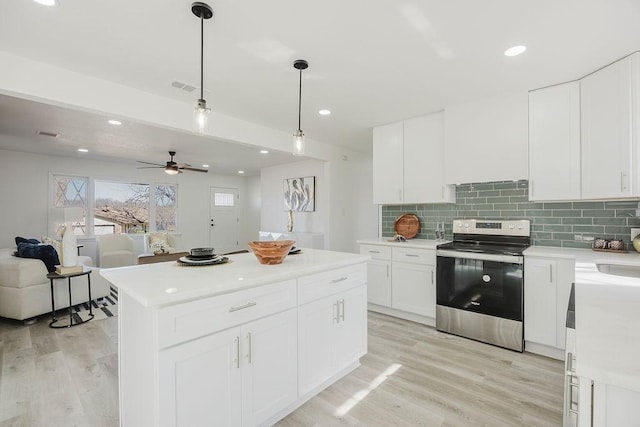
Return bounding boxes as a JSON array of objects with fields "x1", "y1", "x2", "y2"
[{"x1": 14, "y1": 242, "x2": 60, "y2": 273}]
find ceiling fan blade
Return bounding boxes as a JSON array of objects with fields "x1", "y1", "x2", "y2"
[
  {"x1": 181, "y1": 166, "x2": 208, "y2": 173},
  {"x1": 137, "y1": 166, "x2": 164, "y2": 169},
  {"x1": 136, "y1": 160, "x2": 165, "y2": 166},
  {"x1": 176, "y1": 163, "x2": 191, "y2": 168}
]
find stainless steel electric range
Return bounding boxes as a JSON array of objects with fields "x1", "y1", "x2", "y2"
[{"x1": 436, "y1": 219, "x2": 531, "y2": 352}]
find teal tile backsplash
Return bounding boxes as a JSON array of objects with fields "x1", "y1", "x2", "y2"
[{"x1": 381, "y1": 180, "x2": 640, "y2": 249}]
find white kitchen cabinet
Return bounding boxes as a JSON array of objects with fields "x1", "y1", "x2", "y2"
[
  {"x1": 298, "y1": 285, "x2": 367, "y2": 397},
  {"x1": 581, "y1": 53, "x2": 639, "y2": 199},
  {"x1": 359, "y1": 244, "x2": 392, "y2": 306},
  {"x1": 444, "y1": 91, "x2": 529, "y2": 184},
  {"x1": 524, "y1": 255, "x2": 575, "y2": 357},
  {"x1": 576, "y1": 380, "x2": 640, "y2": 427},
  {"x1": 372, "y1": 121, "x2": 403, "y2": 204},
  {"x1": 528, "y1": 81, "x2": 581, "y2": 201},
  {"x1": 359, "y1": 242, "x2": 437, "y2": 324},
  {"x1": 372, "y1": 113, "x2": 454, "y2": 204},
  {"x1": 159, "y1": 309, "x2": 297, "y2": 427}
]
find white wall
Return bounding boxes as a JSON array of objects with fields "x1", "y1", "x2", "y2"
[
  {"x1": 260, "y1": 160, "x2": 326, "y2": 236},
  {"x1": 246, "y1": 175, "x2": 261, "y2": 242},
  {"x1": 0, "y1": 148, "x2": 258, "y2": 262}
]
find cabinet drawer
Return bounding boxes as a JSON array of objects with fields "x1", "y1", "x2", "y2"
[
  {"x1": 360, "y1": 244, "x2": 392, "y2": 260},
  {"x1": 157, "y1": 280, "x2": 296, "y2": 349},
  {"x1": 298, "y1": 263, "x2": 366, "y2": 305},
  {"x1": 392, "y1": 247, "x2": 435, "y2": 265}
]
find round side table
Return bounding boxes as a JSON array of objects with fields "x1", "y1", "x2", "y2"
[{"x1": 46, "y1": 268, "x2": 94, "y2": 328}]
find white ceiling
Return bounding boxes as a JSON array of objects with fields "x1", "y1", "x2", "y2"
[{"x1": 0, "y1": 0, "x2": 639, "y2": 170}]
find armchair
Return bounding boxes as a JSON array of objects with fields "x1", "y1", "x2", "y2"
[{"x1": 97, "y1": 234, "x2": 135, "y2": 268}]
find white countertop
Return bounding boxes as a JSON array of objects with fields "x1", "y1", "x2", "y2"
[
  {"x1": 101, "y1": 249, "x2": 369, "y2": 308},
  {"x1": 524, "y1": 245, "x2": 640, "y2": 264},
  {"x1": 357, "y1": 238, "x2": 442, "y2": 250}
]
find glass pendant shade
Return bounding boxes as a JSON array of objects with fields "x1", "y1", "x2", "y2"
[
  {"x1": 293, "y1": 129, "x2": 305, "y2": 156},
  {"x1": 193, "y1": 99, "x2": 210, "y2": 134}
]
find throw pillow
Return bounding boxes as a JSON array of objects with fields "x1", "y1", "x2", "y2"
[
  {"x1": 15, "y1": 236, "x2": 40, "y2": 246},
  {"x1": 41, "y1": 236, "x2": 62, "y2": 254},
  {"x1": 15, "y1": 242, "x2": 60, "y2": 273}
]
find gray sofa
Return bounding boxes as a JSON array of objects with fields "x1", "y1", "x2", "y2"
[{"x1": 0, "y1": 247, "x2": 111, "y2": 321}]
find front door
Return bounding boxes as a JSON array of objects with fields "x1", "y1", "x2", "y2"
[{"x1": 209, "y1": 187, "x2": 239, "y2": 254}]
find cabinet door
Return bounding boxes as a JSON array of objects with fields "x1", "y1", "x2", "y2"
[
  {"x1": 242, "y1": 309, "x2": 297, "y2": 427},
  {"x1": 298, "y1": 296, "x2": 336, "y2": 396},
  {"x1": 524, "y1": 257, "x2": 557, "y2": 347},
  {"x1": 334, "y1": 285, "x2": 367, "y2": 370},
  {"x1": 581, "y1": 56, "x2": 633, "y2": 199},
  {"x1": 372, "y1": 121, "x2": 404, "y2": 204},
  {"x1": 528, "y1": 82, "x2": 581, "y2": 201},
  {"x1": 158, "y1": 327, "x2": 242, "y2": 427},
  {"x1": 403, "y1": 112, "x2": 454, "y2": 203},
  {"x1": 392, "y1": 261, "x2": 435, "y2": 317},
  {"x1": 366, "y1": 259, "x2": 391, "y2": 306}
]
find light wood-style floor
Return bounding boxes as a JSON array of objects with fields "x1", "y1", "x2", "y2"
[{"x1": 0, "y1": 312, "x2": 563, "y2": 426}]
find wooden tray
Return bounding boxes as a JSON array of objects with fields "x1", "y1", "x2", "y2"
[
  {"x1": 592, "y1": 248, "x2": 628, "y2": 254},
  {"x1": 394, "y1": 214, "x2": 420, "y2": 239}
]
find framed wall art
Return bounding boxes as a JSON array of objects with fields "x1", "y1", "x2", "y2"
[{"x1": 284, "y1": 176, "x2": 315, "y2": 212}]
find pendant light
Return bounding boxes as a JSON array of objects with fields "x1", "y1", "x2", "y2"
[
  {"x1": 191, "y1": 2, "x2": 213, "y2": 134},
  {"x1": 293, "y1": 59, "x2": 309, "y2": 156}
]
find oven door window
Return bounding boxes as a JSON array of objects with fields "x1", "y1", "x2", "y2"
[{"x1": 437, "y1": 257, "x2": 523, "y2": 321}]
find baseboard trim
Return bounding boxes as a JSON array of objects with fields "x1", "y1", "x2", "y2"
[{"x1": 525, "y1": 341, "x2": 565, "y2": 360}]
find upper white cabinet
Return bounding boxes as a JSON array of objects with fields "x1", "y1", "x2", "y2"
[
  {"x1": 372, "y1": 112, "x2": 455, "y2": 204},
  {"x1": 444, "y1": 91, "x2": 529, "y2": 184},
  {"x1": 528, "y1": 82, "x2": 581, "y2": 201},
  {"x1": 581, "y1": 53, "x2": 639, "y2": 199},
  {"x1": 372, "y1": 121, "x2": 404, "y2": 204}
]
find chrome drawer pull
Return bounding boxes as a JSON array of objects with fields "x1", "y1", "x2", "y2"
[
  {"x1": 229, "y1": 302, "x2": 257, "y2": 312},
  {"x1": 405, "y1": 254, "x2": 419, "y2": 257},
  {"x1": 368, "y1": 250, "x2": 380, "y2": 254},
  {"x1": 331, "y1": 277, "x2": 348, "y2": 284}
]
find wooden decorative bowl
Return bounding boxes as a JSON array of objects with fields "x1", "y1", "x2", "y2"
[{"x1": 248, "y1": 240, "x2": 295, "y2": 265}]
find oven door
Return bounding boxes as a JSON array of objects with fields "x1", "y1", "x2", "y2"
[{"x1": 436, "y1": 250, "x2": 524, "y2": 321}]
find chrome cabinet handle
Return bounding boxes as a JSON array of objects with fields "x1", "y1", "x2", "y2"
[
  {"x1": 530, "y1": 180, "x2": 534, "y2": 198},
  {"x1": 331, "y1": 277, "x2": 348, "y2": 284},
  {"x1": 549, "y1": 265, "x2": 553, "y2": 283},
  {"x1": 386, "y1": 264, "x2": 389, "y2": 278},
  {"x1": 333, "y1": 302, "x2": 338, "y2": 323},
  {"x1": 234, "y1": 336, "x2": 240, "y2": 368},
  {"x1": 405, "y1": 254, "x2": 419, "y2": 258},
  {"x1": 621, "y1": 171, "x2": 627, "y2": 191},
  {"x1": 229, "y1": 302, "x2": 257, "y2": 312},
  {"x1": 431, "y1": 270, "x2": 434, "y2": 284},
  {"x1": 399, "y1": 189, "x2": 402, "y2": 201},
  {"x1": 247, "y1": 332, "x2": 252, "y2": 364},
  {"x1": 339, "y1": 299, "x2": 345, "y2": 322}
]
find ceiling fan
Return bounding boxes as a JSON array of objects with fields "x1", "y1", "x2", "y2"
[{"x1": 137, "y1": 151, "x2": 208, "y2": 175}]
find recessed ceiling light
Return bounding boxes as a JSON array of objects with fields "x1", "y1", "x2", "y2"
[
  {"x1": 202, "y1": 164, "x2": 209, "y2": 168},
  {"x1": 33, "y1": 0, "x2": 57, "y2": 6},
  {"x1": 238, "y1": 170, "x2": 245, "y2": 174},
  {"x1": 319, "y1": 109, "x2": 331, "y2": 116},
  {"x1": 259, "y1": 150, "x2": 269, "y2": 154},
  {"x1": 108, "y1": 119, "x2": 122, "y2": 126},
  {"x1": 504, "y1": 45, "x2": 527, "y2": 57},
  {"x1": 77, "y1": 148, "x2": 88, "y2": 153}
]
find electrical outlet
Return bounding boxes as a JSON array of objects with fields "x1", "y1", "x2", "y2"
[
  {"x1": 574, "y1": 234, "x2": 583, "y2": 241},
  {"x1": 583, "y1": 236, "x2": 594, "y2": 242},
  {"x1": 631, "y1": 228, "x2": 640, "y2": 241}
]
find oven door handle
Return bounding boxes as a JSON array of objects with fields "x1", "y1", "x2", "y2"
[{"x1": 436, "y1": 249, "x2": 523, "y2": 265}]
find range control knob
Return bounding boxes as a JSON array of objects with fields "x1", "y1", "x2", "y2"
[
  {"x1": 509, "y1": 224, "x2": 515, "y2": 229},
  {"x1": 464, "y1": 223, "x2": 470, "y2": 228}
]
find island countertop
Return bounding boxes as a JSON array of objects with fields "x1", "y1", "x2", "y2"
[{"x1": 100, "y1": 248, "x2": 369, "y2": 308}]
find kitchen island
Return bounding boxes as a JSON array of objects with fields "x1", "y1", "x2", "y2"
[{"x1": 101, "y1": 249, "x2": 369, "y2": 427}]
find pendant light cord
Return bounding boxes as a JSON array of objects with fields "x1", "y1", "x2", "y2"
[
  {"x1": 298, "y1": 68, "x2": 302, "y2": 131},
  {"x1": 200, "y1": 14, "x2": 204, "y2": 101}
]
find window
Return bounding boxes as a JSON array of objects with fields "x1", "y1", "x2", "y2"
[
  {"x1": 214, "y1": 192, "x2": 235, "y2": 207},
  {"x1": 52, "y1": 175, "x2": 88, "y2": 236},
  {"x1": 155, "y1": 184, "x2": 177, "y2": 231},
  {"x1": 94, "y1": 181, "x2": 149, "y2": 235}
]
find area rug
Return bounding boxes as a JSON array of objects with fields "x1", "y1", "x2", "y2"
[{"x1": 55, "y1": 286, "x2": 118, "y2": 324}]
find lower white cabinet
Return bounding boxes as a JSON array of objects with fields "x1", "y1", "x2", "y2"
[
  {"x1": 298, "y1": 285, "x2": 367, "y2": 396},
  {"x1": 392, "y1": 261, "x2": 435, "y2": 318},
  {"x1": 159, "y1": 309, "x2": 297, "y2": 427},
  {"x1": 359, "y1": 242, "x2": 437, "y2": 324},
  {"x1": 524, "y1": 255, "x2": 575, "y2": 357}
]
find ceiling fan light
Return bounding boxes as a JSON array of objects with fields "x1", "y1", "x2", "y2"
[
  {"x1": 165, "y1": 166, "x2": 180, "y2": 175},
  {"x1": 293, "y1": 129, "x2": 305, "y2": 156},
  {"x1": 193, "y1": 99, "x2": 210, "y2": 134}
]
